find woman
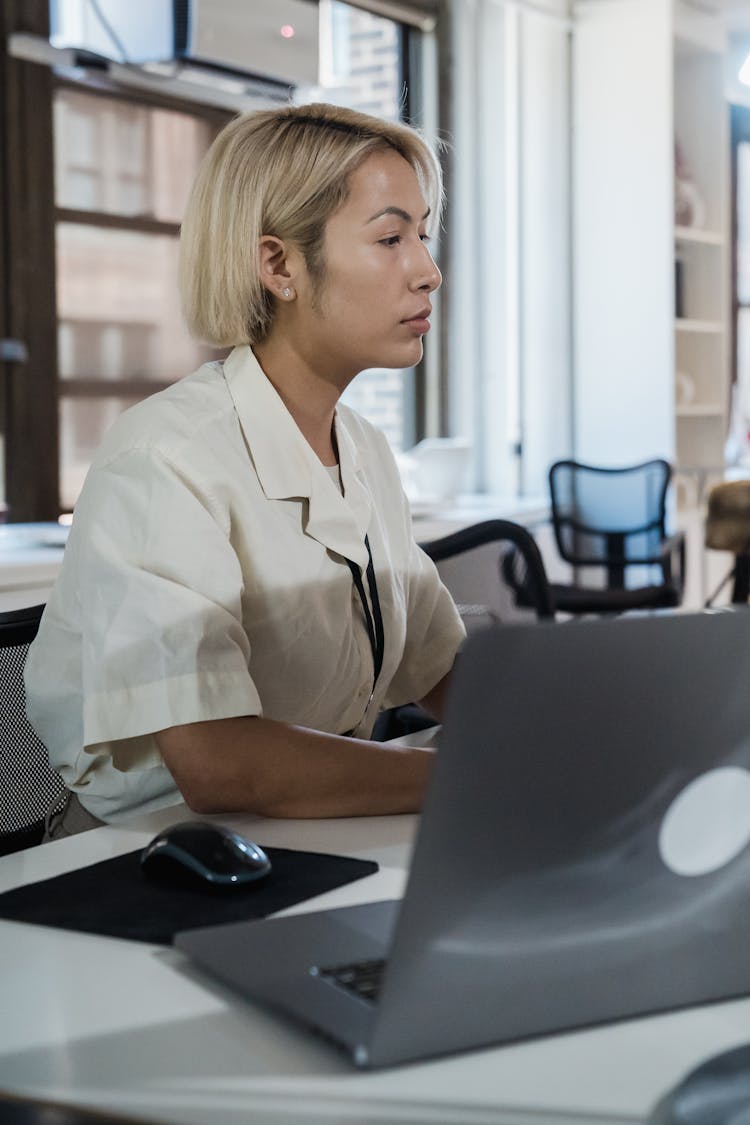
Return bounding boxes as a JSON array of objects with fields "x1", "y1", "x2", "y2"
[{"x1": 25, "y1": 103, "x2": 466, "y2": 837}]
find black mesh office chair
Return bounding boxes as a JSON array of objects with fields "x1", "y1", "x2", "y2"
[
  {"x1": 420, "y1": 518, "x2": 556, "y2": 622},
  {"x1": 0, "y1": 604, "x2": 65, "y2": 856},
  {"x1": 546, "y1": 459, "x2": 685, "y2": 614},
  {"x1": 373, "y1": 519, "x2": 555, "y2": 740}
]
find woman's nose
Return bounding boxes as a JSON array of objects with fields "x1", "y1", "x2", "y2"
[{"x1": 413, "y1": 243, "x2": 442, "y2": 293}]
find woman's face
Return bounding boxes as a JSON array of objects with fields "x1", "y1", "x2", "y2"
[{"x1": 294, "y1": 148, "x2": 442, "y2": 381}]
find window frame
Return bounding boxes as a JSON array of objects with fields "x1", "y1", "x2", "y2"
[{"x1": 4, "y1": 42, "x2": 232, "y2": 519}]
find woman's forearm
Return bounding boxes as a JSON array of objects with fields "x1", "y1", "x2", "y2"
[
  {"x1": 155, "y1": 715, "x2": 434, "y2": 818},
  {"x1": 418, "y1": 668, "x2": 453, "y2": 723}
]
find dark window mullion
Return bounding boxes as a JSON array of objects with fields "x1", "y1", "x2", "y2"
[
  {"x1": 1, "y1": 0, "x2": 59, "y2": 521},
  {"x1": 60, "y1": 379, "x2": 174, "y2": 398},
  {"x1": 55, "y1": 207, "x2": 180, "y2": 238}
]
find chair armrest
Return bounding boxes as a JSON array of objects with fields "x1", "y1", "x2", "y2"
[{"x1": 658, "y1": 532, "x2": 686, "y2": 556}]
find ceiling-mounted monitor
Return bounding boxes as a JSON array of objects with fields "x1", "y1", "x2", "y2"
[{"x1": 174, "y1": 0, "x2": 319, "y2": 87}]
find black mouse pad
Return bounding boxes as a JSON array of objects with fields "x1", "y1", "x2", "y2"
[{"x1": 0, "y1": 847, "x2": 378, "y2": 945}]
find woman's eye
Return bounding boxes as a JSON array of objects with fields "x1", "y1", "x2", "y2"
[
  {"x1": 419, "y1": 233, "x2": 430, "y2": 243},
  {"x1": 379, "y1": 235, "x2": 401, "y2": 247}
]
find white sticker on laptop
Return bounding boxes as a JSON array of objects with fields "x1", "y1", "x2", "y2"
[{"x1": 659, "y1": 766, "x2": 750, "y2": 877}]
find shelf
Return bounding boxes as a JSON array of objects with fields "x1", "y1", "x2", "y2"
[
  {"x1": 675, "y1": 319, "x2": 725, "y2": 334},
  {"x1": 674, "y1": 30, "x2": 724, "y2": 57},
  {"x1": 674, "y1": 226, "x2": 725, "y2": 246},
  {"x1": 676, "y1": 405, "x2": 725, "y2": 418},
  {"x1": 674, "y1": 1, "x2": 725, "y2": 55}
]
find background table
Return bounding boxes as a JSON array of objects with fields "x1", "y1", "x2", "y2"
[{"x1": 0, "y1": 522, "x2": 68, "y2": 611}]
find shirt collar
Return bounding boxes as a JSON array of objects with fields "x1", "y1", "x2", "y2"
[{"x1": 222, "y1": 345, "x2": 372, "y2": 568}]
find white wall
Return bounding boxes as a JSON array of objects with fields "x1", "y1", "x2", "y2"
[
  {"x1": 445, "y1": 0, "x2": 573, "y2": 498},
  {"x1": 445, "y1": 0, "x2": 509, "y2": 492},
  {"x1": 519, "y1": 3, "x2": 573, "y2": 495},
  {"x1": 572, "y1": 0, "x2": 675, "y2": 465}
]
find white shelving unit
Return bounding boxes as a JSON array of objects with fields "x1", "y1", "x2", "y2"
[
  {"x1": 676, "y1": 405, "x2": 726, "y2": 417},
  {"x1": 674, "y1": 225, "x2": 724, "y2": 246},
  {"x1": 673, "y1": 9, "x2": 730, "y2": 480},
  {"x1": 572, "y1": 0, "x2": 729, "y2": 472},
  {"x1": 572, "y1": 0, "x2": 730, "y2": 606},
  {"x1": 675, "y1": 319, "x2": 725, "y2": 333}
]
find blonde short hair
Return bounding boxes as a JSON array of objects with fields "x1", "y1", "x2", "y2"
[{"x1": 179, "y1": 102, "x2": 443, "y2": 346}]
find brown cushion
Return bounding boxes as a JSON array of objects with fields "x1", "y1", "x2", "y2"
[{"x1": 705, "y1": 481, "x2": 750, "y2": 551}]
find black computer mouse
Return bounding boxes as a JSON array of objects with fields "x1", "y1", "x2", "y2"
[
  {"x1": 650, "y1": 1042, "x2": 750, "y2": 1124},
  {"x1": 140, "y1": 820, "x2": 271, "y2": 890}
]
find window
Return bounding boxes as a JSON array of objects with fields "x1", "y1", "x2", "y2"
[
  {"x1": 322, "y1": 0, "x2": 404, "y2": 121},
  {"x1": 53, "y1": 88, "x2": 222, "y2": 509},
  {"x1": 318, "y1": 1, "x2": 416, "y2": 453}
]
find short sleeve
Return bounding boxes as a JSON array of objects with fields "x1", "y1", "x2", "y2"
[
  {"x1": 74, "y1": 447, "x2": 262, "y2": 747},
  {"x1": 382, "y1": 537, "x2": 466, "y2": 708}
]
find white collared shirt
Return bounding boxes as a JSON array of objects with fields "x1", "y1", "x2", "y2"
[{"x1": 25, "y1": 347, "x2": 465, "y2": 821}]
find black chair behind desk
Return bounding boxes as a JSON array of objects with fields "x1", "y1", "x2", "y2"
[
  {"x1": 421, "y1": 518, "x2": 556, "y2": 622},
  {"x1": 546, "y1": 458, "x2": 685, "y2": 615},
  {"x1": 373, "y1": 519, "x2": 555, "y2": 740},
  {"x1": 0, "y1": 604, "x2": 65, "y2": 856}
]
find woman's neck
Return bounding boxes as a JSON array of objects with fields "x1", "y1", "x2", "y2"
[{"x1": 252, "y1": 338, "x2": 343, "y2": 466}]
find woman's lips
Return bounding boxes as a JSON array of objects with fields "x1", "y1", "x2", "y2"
[{"x1": 402, "y1": 310, "x2": 431, "y2": 334}]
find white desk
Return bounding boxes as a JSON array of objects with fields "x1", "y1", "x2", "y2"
[
  {"x1": 2, "y1": 807, "x2": 750, "y2": 1125},
  {"x1": 411, "y1": 494, "x2": 549, "y2": 545},
  {"x1": 0, "y1": 503, "x2": 551, "y2": 615},
  {"x1": 0, "y1": 523, "x2": 68, "y2": 611}
]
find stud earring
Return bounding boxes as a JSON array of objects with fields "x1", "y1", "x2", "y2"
[{"x1": 282, "y1": 286, "x2": 295, "y2": 299}]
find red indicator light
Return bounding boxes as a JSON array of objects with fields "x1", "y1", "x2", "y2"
[{"x1": 280, "y1": 25, "x2": 295, "y2": 39}]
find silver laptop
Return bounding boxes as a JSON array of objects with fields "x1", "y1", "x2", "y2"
[{"x1": 176, "y1": 608, "x2": 750, "y2": 1068}]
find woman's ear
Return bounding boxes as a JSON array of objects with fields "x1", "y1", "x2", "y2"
[{"x1": 258, "y1": 235, "x2": 297, "y2": 301}]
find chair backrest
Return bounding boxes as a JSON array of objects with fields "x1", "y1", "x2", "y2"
[
  {"x1": 0, "y1": 604, "x2": 65, "y2": 851},
  {"x1": 420, "y1": 519, "x2": 556, "y2": 623},
  {"x1": 548, "y1": 459, "x2": 672, "y2": 577}
]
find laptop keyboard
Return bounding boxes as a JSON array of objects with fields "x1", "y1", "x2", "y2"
[{"x1": 317, "y1": 958, "x2": 386, "y2": 1002}]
